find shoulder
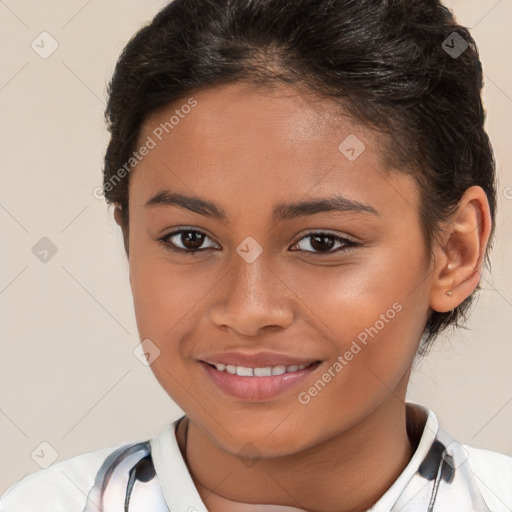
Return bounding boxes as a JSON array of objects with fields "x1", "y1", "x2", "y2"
[
  {"x1": 463, "y1": 443, "x2": 512, "y2": 512},
  {"x1": 0, "y1": 441, "x2": 133, "y2": 512}
]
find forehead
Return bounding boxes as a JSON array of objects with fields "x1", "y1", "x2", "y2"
[
  {"x1": 139, "y1": 81, "x2": 385, "y2": 161},
  {"x1": 129, "y1": 82, "x2": 419, "y2": 220}
]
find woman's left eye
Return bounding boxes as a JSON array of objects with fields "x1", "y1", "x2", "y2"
[{"x1": 291, "y1": 232, "x2": 359, "y2": 255}]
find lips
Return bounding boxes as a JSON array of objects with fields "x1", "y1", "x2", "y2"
[
  {"x1": 198, "y1": 350, "x2": 321, "y2": 368},
  {"x1": 200, "y1": 359, "x2": 322, "y2": 401}
]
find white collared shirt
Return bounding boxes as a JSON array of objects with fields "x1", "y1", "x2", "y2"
[{"x1": 1, "y1": 402, "x2": 511, "y2": 511}]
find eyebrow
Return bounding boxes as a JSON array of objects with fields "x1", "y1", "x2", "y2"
[{"x1": 144, "y1": 190, "x2": 379, "y2": 221}]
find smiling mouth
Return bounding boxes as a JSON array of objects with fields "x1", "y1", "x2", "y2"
[
  {"x1": 202, "y1": 360, "x2": 322, "y2": 377},
  {"x1": 199, "y1": 359, "x2": 323, "y2": 401}
]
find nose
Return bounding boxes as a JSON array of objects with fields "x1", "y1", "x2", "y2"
[{"x1": 208, "y1": 252, "x2": 295, "y2": 336}]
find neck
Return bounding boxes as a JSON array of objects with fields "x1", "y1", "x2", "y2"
[{"x1": 177, "y1": 382, "x2": 417, "y2": 512}]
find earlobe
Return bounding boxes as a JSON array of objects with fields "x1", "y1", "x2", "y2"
[
  {"x1": 113, "y1": 204, "x2": 123, "y2": 227},
  {"x1": 429, "y1": 186, "x2": 492, "y2": 313}
]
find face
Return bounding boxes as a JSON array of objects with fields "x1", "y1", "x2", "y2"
[{"x1": 124, "y1": 82, "x2": 434, "y2": 457}]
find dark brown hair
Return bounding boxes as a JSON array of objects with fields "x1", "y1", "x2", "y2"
[{"x1": 102, "y1": 0, "x2": 497, "y2": 355}]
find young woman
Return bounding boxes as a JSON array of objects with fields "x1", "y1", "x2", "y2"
[{"x1": 2, "y1": 0, "x2": 510, "y2": 511}]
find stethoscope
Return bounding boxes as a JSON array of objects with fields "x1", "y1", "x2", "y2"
[
  {"x1": 125, "y1": 416, "x2": 187, "y2": 511},
  {"x1": 83, "y1": 417, "x2": 188, "y2": 512},
  {"x1": 82, "y1": 440, "x2": 156, "y2": 512},
  {"x1": 124, "y1": 452, "x2": 156, "y2": 512}
]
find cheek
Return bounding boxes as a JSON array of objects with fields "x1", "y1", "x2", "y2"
[
  {"x1": 287, "y1": 251, "x2": 427, "y2": 395},
  {"x1": 288, "y1": 247, "x2": 427, "y2": 336},
  {"x1": 130, "y1": 258, "x2": 204, "y2": 339},
  {"x1": 129, "y1": 256, "x2": 201, "y2": 401}
]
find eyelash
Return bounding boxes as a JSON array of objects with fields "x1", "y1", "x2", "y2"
[{"x1": 158, "y1": 229, "x2": 359, "y2": 256}]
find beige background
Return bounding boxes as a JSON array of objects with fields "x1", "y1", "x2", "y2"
[{"x1": 0, "y1": 0, "x2": 511, "y2": 495}]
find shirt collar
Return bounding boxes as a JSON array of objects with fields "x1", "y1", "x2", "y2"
[{"x1": 149, "y1": 402, "x2": 492, "y2": 512}]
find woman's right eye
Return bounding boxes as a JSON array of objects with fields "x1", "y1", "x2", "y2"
[{"x1": 158, "y1": 229, "x2": 219, "y2": 255}]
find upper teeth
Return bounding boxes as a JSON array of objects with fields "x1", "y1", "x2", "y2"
[{"x1": 213, "y1": 362, "x2": 312, "y2": 377}]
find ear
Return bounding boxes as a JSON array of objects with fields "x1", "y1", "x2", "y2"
[
  {"x1": 113, "y1": 203, "x2": 123, "y2": 227},
  {"x1": 113, "y1": 204, "x2": 130, "y2": 259},
  {"x1": 429, "y1": 186, "x2": 492, "y2": 313}
]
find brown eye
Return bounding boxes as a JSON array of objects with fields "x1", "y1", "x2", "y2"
[
  {"x1": 159, "y1": 229, "x2": 219, "y2": 255},
  {"x1": 291, "y1": 232, "x2": 358, "y2": 255}
]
